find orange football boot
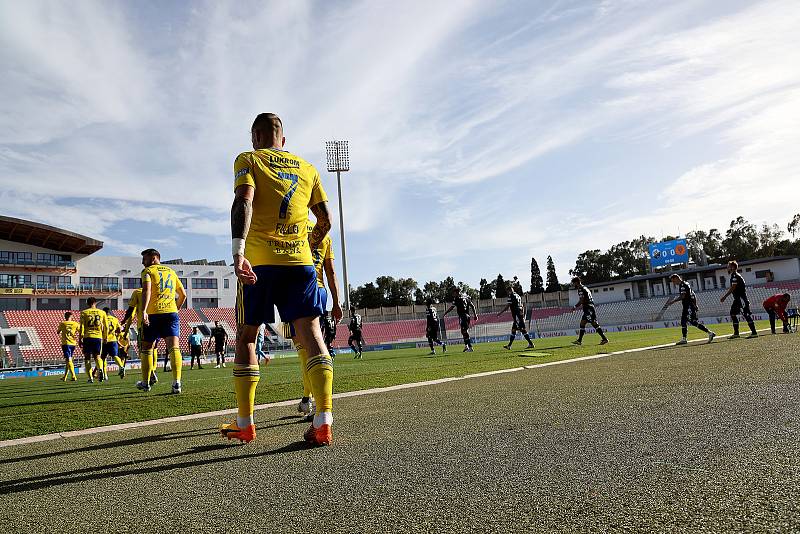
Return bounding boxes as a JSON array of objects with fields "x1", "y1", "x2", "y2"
[
  {"x1": 220, "y1": 421, "x2": 256, "y2": 443},
  {"x1": 304, "y1": 424, "x2": 332, "y2": 446}
]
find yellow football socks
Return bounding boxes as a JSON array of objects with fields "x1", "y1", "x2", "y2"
[
  {"x1": 233, "y1": 364, "x2": 260, "y2": 427},
  {"x1": 95, "y1": 356, "x2": 103, "y2": 377},
  {"x1": 306, "y1": 353, "x2": 334, "y2": 414},
  {"x1": 65, "y1": 359, "x2": 76, "y2": 380},
  {"x1": 102, "y1": 356, "x2": 108, "y2": 377},
  {"x1": 113, "y1": 356, "x2": 125, "y2": 368},
  {"x1": 141, "y1": 349, "x2": 153, "y2": 382},
  {"x1": 169, "y1": 347, "x2": 182, "y2": 383},
  {"x1": 85, "y1": 358, "x2": 93, "y2": 377},
  {"x1": 296, "y1": 344, "x2": 312, "y2": 398}
]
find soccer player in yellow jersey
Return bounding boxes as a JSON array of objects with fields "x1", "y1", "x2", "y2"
[
  {"x1": 136, "y1": 248, "x2": 187, "y2": 394},
  {"x1": 101, "y1": 307, "x2": 125, "y2": 380},
  {"x1": 57, "y1": 311, "x2": 80, "y2": 381},
  {"x1": 223, "y1": 112, "x2": 334, "y2": 446},
  {"x1": 79, "y1": 297, "x2": 107, "y2": 383},
  {"x1": 117, "y1": 323, "x2": 131, "y2": 379},
  {"x1": 123, "y1": 287, "x2": 160, "y2": 385},
  {"x1": 295, "y1": 222, "x2": 343, "y2": 418}
]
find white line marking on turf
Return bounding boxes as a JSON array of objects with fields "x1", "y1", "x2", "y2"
[{"x1": 0, "y1": 329, "x2": 771, "y2": 449}]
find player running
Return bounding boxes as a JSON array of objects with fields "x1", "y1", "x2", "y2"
[
  {"x1": 79, "y1": 297, "x2": 107, "y2": 383},
  {"x1": 444, "y1": 287, "x2": 477, "y2": 352},
  {"x1": 571, "y1": 276, "x2": 609, "y2": 346},
  {"x1": 209, "y1": 321, "x2": 228, "y2": 368},
  {"x1": 763, "y1": 293, "x2": 792, "y2": 334},
  {"x1": 347, "y1": 307, "x2": 365, "y2": 359},
  {"x1": 424, "y1": 301, "x2": 447, "y2": 355},
  {"x1": 497, "y1": 284, "x2": 535, "y2": 350},
  {"x1": 720, "y1": 261, "x2": 758, "y2": 339},
  {"x1": 135, "y1": 248, "x2": 187, "y2": 394},
  {"x1": 101, "y1": 307, "x2": 123, "y2": 381},
  {"x1": 664, "y1": 275, "x2": 716, "y2": 345},
  {"x1": 223, "y1": 112, "x2": 334, "y2": 446},
  {"x1": 57, "y1": 311, "x2": 80, "y2": 381}
]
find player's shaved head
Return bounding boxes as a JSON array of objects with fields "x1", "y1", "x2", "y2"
[
  {"x1": 64, "y1": 311, "x2": 72, "y2": 319},
  {"x1": 252, "y1": 113, "x2": 283, "y2": 137}
]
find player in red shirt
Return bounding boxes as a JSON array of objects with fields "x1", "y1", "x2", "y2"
[{"x1": 763, "y1": 293, "x2": 791, "y2": 334}]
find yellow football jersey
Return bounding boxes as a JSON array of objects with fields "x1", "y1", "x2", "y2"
[
  {"x1": 141, "y1": 264, "x2": 183, "y2": 315},
  {"x1": 80, "y1": 308, "x2": 106, "y2": 340},
  {"x1": 105, "y1": 314, "x2": 120, "y2": 343},
  {"x1": 309, "y1": 224, "x2": 334, "y2": 288},
  {"x1": 127, "y1": 288, "x2": 143, "y2": 328},
  {"x1": 57, "y1": 320, "x2": 80, "y2": 346},
  {"x1": 118, "y1": 327, "x2": 130, "y2": 349},
  {"x1": 234, "y1": 148, "x2": 328, "y2": 266}
]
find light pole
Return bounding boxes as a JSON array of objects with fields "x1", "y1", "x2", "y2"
[{"x1": 325, "y1": 140, "x2": 351, "y2": 311}]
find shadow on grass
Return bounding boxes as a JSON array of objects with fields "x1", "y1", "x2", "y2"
[{"x1": 0, "y1": 440, "x2": 311, "y2": 494}]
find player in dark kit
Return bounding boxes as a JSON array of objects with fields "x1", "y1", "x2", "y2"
[
  {"x1": 424, "y1": 301, "x2": 447, "y2": 355},
  {"x1": 664, "y1": 274, "x2": 716, "y2": 345},
  {"x1": 497, "y1": 284, "x2": 535, "y2": 350},
  {"x1": 444, "y1": 287, "x2": 477, "y2": 352},
  {"x1": 347, "y1": 307, "x2": 365, "y2": 359},
  {"x1": 571, "y1": 276, "x2": 609, "y2": 345},
  {"x1": 720, "y1": 260, "x2": 758, "y2": 339},
  {"x1": 321, "y1": 311, "x2": 337, "y2": 357}
]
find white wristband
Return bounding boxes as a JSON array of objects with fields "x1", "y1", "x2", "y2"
[{"x1": 232, "y1": 238, "x2": 245, "y2": 257}]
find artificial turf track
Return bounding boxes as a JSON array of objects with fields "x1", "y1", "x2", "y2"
[
  {"x1": 0, "y1": 322, "x2": 774, "y2": 441},
  {"x1": 1, "y1": 322, "x2": 799, "y2": 531}
]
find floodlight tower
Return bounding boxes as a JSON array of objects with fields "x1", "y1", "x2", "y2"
[{"x1": 325, "y1": 140, "x2": 351, "y2": 311}]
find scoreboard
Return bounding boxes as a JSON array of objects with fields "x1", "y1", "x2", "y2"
[{"x1": 648, "y1": 239, "x2": 689, "y2": 269}]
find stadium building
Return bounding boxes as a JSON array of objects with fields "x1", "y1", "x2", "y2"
[{"x1": 0, "y1": 215, "x2": 237, "y2": 312}]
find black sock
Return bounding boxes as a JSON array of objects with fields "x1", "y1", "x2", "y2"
[
  {"x1": 682, "y1": 326, "x2": 688, "y2": 338},
  {"x1": 748, "y1": 321, "x2": 757, "y2": 334},
  {"x1": 508, "y1": 335, "x2": 514, "y2": 346},
  {"x1": 596, "y1": 327, "x2": 607, "y2": 341},
  {"x1": 429, "y1": 341, "x2": 434, "y2": 351},
  {"x1": 523, "y1": 333, "x2": 532, "y2": 343},
  {"x1": 697, "y1": 323, "x2": 709, "y2": 333},
  {"x1": 578, "y1": 328, "x2": 585, "y2": 342},
  {"x1": 732, "y1": 319, "x2": 739, "y2": 335}
]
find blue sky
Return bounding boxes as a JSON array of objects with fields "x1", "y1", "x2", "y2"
[{"x1": 1, "y1": 0, "x2": 798, "y2": 291}]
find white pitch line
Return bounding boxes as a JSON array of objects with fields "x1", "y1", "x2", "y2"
[{"x1": 0, "y1": 329, "x2": 769, "y2": 449}]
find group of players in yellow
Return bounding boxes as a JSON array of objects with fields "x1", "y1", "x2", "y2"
[
  {"x1": 56, "y1": 253, "x2": 188, "y2": 394},
  {"x1": 57, "y1": 300, "x2": 129, "y2": 383}
]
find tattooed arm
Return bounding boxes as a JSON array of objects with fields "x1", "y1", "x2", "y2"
[
  {"x1": 231, "y1": 184, "x2": 257, "y2": 285},
  {"x1": 309, "y1": 201, "x2": 331, "y2": 250}
]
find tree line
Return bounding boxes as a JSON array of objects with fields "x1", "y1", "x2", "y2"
[{"x1": 348, "y1": 214, "x2": 800, "y2": 308}]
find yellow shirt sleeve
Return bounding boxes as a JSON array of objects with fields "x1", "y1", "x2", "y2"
[
  {"x1": 234, "y1": 153, "x2": 255, "y2": 190},
  {"x1": 308, "y1": 170, "x2": 327, "y2": 207}
]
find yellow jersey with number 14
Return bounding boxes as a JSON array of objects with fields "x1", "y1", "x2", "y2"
[
  {"x1": 141, "y1": 264, "x2": 183, "y2": 315},
  {"x1": 234, "y1": 148, "x2": 328, "y2": 267},
  {"x1": 58, "y1": 320, "x2": 80, "y2": 346}
]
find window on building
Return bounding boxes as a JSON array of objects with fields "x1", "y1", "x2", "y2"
[
  {"x1": 755, "y1": 270, "x2": 771, "y2": 279},
  {"x1": 0, "y1": 251, "x2": 33, "y2": 264},
  {"x1": 192, "y1": 278, "x2": 218, "y2": 289},
  {"x1": 80, "y1": 277, "x2": 119, "y2": 289},
  {"x1": 192, "y1": 297, "x2": 219, "y2": 308},
  {"x1": 36, "y1": 298, "x2": 71, "y2": 310},
  {"x1": 0, "y1": 274, "x2": 32, "y2": 288},
  {"x1": 223, "y1": 278, "x2": 230, "y2": 289},
  {"x1": 0, "y1": 298, "x2": 31, "y2": 311},
  {"x1": 179, "y1": 278, "x2": 188, "y2": 289},
  {"x1": 37, "y1": 275, "x2": 71, "y2": 287},
  {"x1": 36, "y1": 253, "x2": 71, "y2": 265},
  {"x1": 123, "y1": 277, "x2": 142, "y2": 289}
]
